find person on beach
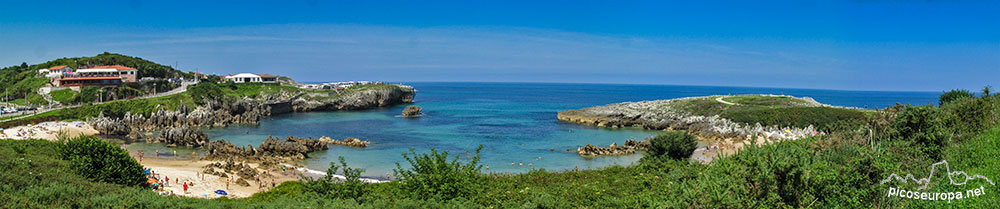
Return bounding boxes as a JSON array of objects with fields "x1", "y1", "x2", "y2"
[
  {"x1": 271, "y1": 179, "x2": 275, "y2": 188},
  {"x1": 155, "y1": 150, "x2": 159, "y2": 159},
  {"x1": 165, "y1": 176, "x2": 169, "y2": 187},
  {"x1": 183, "y1": 182, "x2": 188, "y2": 194},
  {"x1": 226, "y1": 179, "x2": 230, "y2": 190}
]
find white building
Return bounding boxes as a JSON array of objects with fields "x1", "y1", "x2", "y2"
[
  {"x1": 224, "y1": 73, "x2": 278, "y2": 83},
  {"x1": 39, "y1": 65, "x2": 73, "y2": 75}
]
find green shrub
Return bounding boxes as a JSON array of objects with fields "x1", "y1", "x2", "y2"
[
  {"x1": 939, "y1": 96, "x2": 998, "y2": 140},
  {"x1": 393, "y1": 145, "x2": 484, "y2": 200},
  {"x1": 723, "y1": 106, "x2": 866, "y2": 131},
  {"x1": 60, "y1": 136, "x2": 145, "y2": 187},
  {"x1": 300, "y1": 156, "x2": 367, "y2": 199},
  {"x1": 891, "y1": 105, "x2": 949, "y2": 160},
  {"x1": 646, "y1": 131, "x2": 697, "y2": 160},
  {"x1": 939, "y1": 89, "x2": 975, "y2": 105}
]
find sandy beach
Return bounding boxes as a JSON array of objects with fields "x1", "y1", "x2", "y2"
[
  {"x1": 137, "y1": 157, "x2": 301, "y2": 199},
  {"x1": 0, "y1": 121, "x2": 98, "y2": 141}
]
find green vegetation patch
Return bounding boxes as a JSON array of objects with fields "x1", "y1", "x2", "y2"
[
  {"x1": 722, "y1": 95, "x2": 810, "y2": 107},
  {"x1": 665, "y1": 95, "x2": 865, "y2": 131},
  {"x1": 49, "y1": 89, "x2": 76, "y2": 104},
  {"x1": 723, "y1": 106, "x2": 866, "y2": 131}
]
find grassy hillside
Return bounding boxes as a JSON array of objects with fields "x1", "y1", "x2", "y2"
[
  {"x1": 665, "y1": 95, "x2": 867, "y2": 130},
  {"x1": 0, "y1": 52, "x2": 191, "y2": 106},
  {"x1": 49, "y1": 89, "x2": 76, "y2": 104}
]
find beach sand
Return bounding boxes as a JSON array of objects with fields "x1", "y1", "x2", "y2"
[
  {"x1": 0, "y1": 121, "x2": 98, "y2": 141},
  {"x1": 137, "y1": 157, "x2": 301, "y2": 199}
]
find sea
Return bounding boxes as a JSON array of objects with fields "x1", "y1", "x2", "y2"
[{"x1": 127, "y1": 82, "x2": 940, "y2": 177}]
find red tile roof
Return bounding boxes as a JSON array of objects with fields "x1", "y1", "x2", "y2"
[
  {"x1": 59, "y1": 77, "x2": 123, "y2": 81},
  {"x1": 48, "y1": 65, "x2": 69, "y2": 70},
  {"x1": 88, "y1": 65, "x2": 137, "y2": 70}
]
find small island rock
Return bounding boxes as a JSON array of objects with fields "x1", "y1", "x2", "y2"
[{"x1": 402, "y1": 105, "x2": 422, "y2": 117}]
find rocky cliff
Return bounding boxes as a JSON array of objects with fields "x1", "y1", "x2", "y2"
[
  {"x1": 292, "y1": 85, "x2": 415, "y2": 112},
  {"x1": 89, "y1": 84, "x2": 416, "y2": 147},
  {"x1": 558, "y1": 95, "x2": 823, "y2": 143},
  {"x1": 89, "y1": 97, "x2": 270, "y2": 145}
]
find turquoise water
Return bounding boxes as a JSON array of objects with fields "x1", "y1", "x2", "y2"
[{"x1": 130, "y1": 82, "x2": 940, "y2": 177}]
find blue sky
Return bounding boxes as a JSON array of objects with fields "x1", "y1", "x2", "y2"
[{"x1": 0, "y1": 0, "x2": 997, "y2": 91}]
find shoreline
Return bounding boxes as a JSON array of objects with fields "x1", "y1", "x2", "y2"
[
  {"x1": 135, "y1": 156, "x2": 302, "y2": 199},
  {"x1": 0, "y1": 121, "x2": 97, "y2": 141}
]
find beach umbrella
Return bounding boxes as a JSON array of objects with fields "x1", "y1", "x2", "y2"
[{"x1": 147, "y1": 179, "x2": 157, "y2": 184}]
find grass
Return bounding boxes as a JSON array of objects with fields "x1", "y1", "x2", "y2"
[
  {"x1": 302, "y1": 84, "x2": 406, "y2": 101},
  {"x1": 721, "y1": 95, "x2": 810, "y2": 107},
  {"x1": 723, "y1": 106, "x2": 866, "y2": 131},
  {"x1": 49, "y1": 89, "x2": 76, "y2": 104},
  {"x1": 223, "y1": 83, "x2": 299, "y2": 98},
  {"x1": 664, "y1": 95, "x2": 865, "y2": 131}
]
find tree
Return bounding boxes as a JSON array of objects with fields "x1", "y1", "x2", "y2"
[
  {"x1": 201, "y1": 75, "x2": 222, "y2": 83},
  {"x1": 939, "y1": 89, "x2": 974, "y2": 105},
  {"x1": 982, "y1": 85, "x2": 993, "y2": 97},
  {"x1": 646, "y1": 131, "x2": 698, "y2": 160},
  {"x1": 19, "y1": 62, "x2": 27, "y2": 69}
]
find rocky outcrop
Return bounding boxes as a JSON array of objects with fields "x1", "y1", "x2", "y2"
[
  {"x1": 402, "y1": 105, "x2": 422, "y2": 117},
  {"x1": 203, "y1": 135, "x2": 372, "y2": 167},
  {"x1": 292, "y1": 85, "x2": 415, "y2": 112},
  {"x1": 151, "y1": 126, "x2": 208, "y2": 147},
  {"x1": 558, "y1": 95, "x2": 822, "y2": 143},
  {"x1": 88, "y1": 97, "x2": 270, "y2": 146},
  {"x1": 88, "y1": 84, "x2": 415, "y2": 149},
  {"x1": 318, "y1": 136, "x2": 369, "y2": 148},
  {"x1": 258, "y1": 136, "x2": 327, "y2": 159},
  {"x1": 572, "y1": 139, "x2": 650, "y2": 157}
]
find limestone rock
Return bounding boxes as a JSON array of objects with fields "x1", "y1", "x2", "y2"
[{"x1": 402, "y1": 105, "x2": 422, "y2": 117}]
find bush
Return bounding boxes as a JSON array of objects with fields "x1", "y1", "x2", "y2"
[
  {"x1": 393, "y1": 145, "x2": 483, "y2": 200},
  {"x1": 891, "y1": 105, "x2": 949, "y2": 160},
  {"x1": 939, "y1": 96, "x2": 998, "y2": 140},
  {"x1": 60, "y1": 136, "x2": 145, "y2": 187},
  {"x1": 646, "y1": 131, "x2": 697, "y2": 160},
  {"x1": 300, "y1": 156, "x2": 367, "y2": 199},
  {"x1": 939, "y1": 89, "x2": 975, "y2": 105},
  {"x1": 723, "y1": 106, "x2": 866, "y2": 132}
]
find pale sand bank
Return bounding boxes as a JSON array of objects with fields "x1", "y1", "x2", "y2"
[
  {"x1": 0, "y1": 121, "x2": 98, "y2": 141},
  {"x1": 137, "y1": 157, "x2": 300, "y2": 199}
]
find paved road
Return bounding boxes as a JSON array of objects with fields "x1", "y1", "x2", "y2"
[{"x1": 0, "y1": 81, "x2": 196, "y2": 123}]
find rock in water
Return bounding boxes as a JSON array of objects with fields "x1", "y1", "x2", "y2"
[
  {"x1": 156, "y1": 126, "x2": 209, "y2": 147},
  {"x1": 402, "y1": 105, "x2": 422, "y2": 117}
]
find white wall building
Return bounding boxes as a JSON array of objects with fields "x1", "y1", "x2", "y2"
[{"x1": 224, "y1": 73, "x2": 278, "y2": 83}]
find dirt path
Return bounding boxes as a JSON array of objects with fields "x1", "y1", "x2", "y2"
[{"x1": 715, "y1": 96, "x2": 738, "y2": 105}]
